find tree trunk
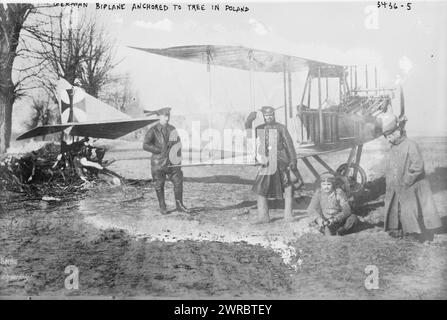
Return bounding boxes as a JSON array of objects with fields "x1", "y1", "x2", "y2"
[
  {"x1": 0, "y1": 83, "x2": 12, "y2": 152},
  {"x1": 0, "y1": 59, "x2": 16, "y2": 153},
  {"x1": 0, "y1": 94, "x2": 6, "y2": 153},
  {"x1": 0, "y1": 4, "x2": 33, "y2": 153},
  {"x1": 4, "y1": 89, "x2": 13, "y2": 149},
  {"x1": 0, "y1": 87, "x2": 14, "y2": 153}
]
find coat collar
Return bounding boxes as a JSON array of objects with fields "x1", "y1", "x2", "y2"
[
  {"x1": 156, "y1": 122, "x2": 170, "y2": 129},
  {"x1": 154, "y1": 123, "x2": 173, "y2": 142}
]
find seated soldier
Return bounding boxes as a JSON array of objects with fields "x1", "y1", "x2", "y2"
[{"x1": 307, "y1": 172, "x2": 359, "y2": 236}]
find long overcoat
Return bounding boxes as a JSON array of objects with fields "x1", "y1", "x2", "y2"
[
  {"x1": 383, "y1": 136, "x2": 442, "y2": 233},
  {"x1": 252, "y1": 122, "x2": 297, "y2": 198}
]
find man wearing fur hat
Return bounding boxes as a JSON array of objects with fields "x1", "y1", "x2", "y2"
[
  {"x1": 143, "y1": 107, "x2": 191, "y2": 215},
  {"x1": 382, "y1": 114, "x2": 442, "y2": 241},
  {"x1": 250, "y1": 106, "x2": 300, "y2": 224}
]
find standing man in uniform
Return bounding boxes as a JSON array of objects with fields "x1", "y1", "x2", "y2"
[
  {"x1": 382, "y1": 115, "x2": 442, "y2": 241},
  {"x1": 143, "y1": 107, "x2": 190, "y2": 215},
  {"x1": 251, "y1": 106, "x2": 298, "y2": 223}
]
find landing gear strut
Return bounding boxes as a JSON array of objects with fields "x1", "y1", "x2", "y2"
[
  {"x1": 298, "y1": 143, "x2": 367, "y2": 197},
  {"x1": 336, "y1": 144, "x2": 367, "y2": 195}
]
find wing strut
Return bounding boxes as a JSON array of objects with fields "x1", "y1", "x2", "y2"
[
  {"x1": 299, "y1": 71, "x2": 311, "y2": 142},
  {"x1": 248, "y1": 50, "x2": 255, "y2": 112},
  {"x1": 248, "y1": 50, "x2": 256, "y2": 157},
  {"x1": 206, "y1": 46, "x2": 214, "y2": 161},
  {"x1": 318, "y1": 66, "x2": 324, "y2": 144},
  {"x1": 282, "y1": 61, "x2": 288, "y2": 128}
]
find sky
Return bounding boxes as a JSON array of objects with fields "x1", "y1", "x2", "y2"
[{"x1": 15, "y1": 1, "x2": 447, "y2": 136}]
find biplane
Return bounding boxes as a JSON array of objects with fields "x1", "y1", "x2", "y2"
[
  {"x1": 16, "y1": 78, "x2": 158, "y2": 141},
  {"x1": 129, "y1": 44, "x2": 404, "y2": 194}
]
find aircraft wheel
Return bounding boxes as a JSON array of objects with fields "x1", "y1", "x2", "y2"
[{"x1": 336, "y1": 163, "x2": 367, "y2": 194}]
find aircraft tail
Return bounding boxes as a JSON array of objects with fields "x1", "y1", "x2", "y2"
[{"x1": 57, "y1": 78, "x2": 131, "y2": 124}]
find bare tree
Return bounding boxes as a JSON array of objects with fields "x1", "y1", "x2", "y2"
[
  {"x1": 0, "y1": 5, "x2": 119, "y2": 152},
  {"x1": 26, "y1": 8, "x2": 118, "y2": 101},
  {"x1": 0, "y1": 4, "x2": 34, "y2": 153},
  {"x1": 78, "y1": 22, "x2": 117, "y2": 97}
]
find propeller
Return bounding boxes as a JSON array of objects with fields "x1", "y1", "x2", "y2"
[
  {"x1": 143, "y1": 109, "x2": 164, "y2": 116},
  {"x1": 143, "y1": 110, "x2": 158, "y2": 116},
  {"x1": 398, "y1": 84, "x2": 407, "y2": 127},
  {"x1": 399, "y1": 84, "x2": 405, "y2": 118},
  {"x1": 244, "y1": 111, "x2": 257, "y2": 129}
]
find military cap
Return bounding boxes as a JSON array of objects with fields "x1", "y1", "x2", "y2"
[
  {"x1": 381, "y1": 114, "x2": 399, "y2": 136},
  {"x1": 144, "y1": 107, "x2": 171, "y2": 116},
  {"x1": 260, "y1": 106, "x2": 275, "y2": 115},
  {"x1": 320, "y1": 172, "x2": 336, "y2": 183},
  {"x1": 157, "y1": 107, "x2": 171, "y2": 116}
]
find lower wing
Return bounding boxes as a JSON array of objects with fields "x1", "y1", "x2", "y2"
[{"x1": 17, "y1": 118, "x2": 158, "y2": 141}]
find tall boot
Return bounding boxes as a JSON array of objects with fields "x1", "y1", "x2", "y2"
[
  {"x1": 291, "y1": 167, "x2": 304, "y2": 190},
  {"x1": 283, "y1": 185, "x2": 294, "y2": 221},
  {"x1": 174, "y1": 182, "x2": 191, "y2": 213},
  {"x1": 156, "y1": 189, "x2": 168, "y2": 215},
  {"x1": 252, "y1": 195, "x2": 270, "y2": 224}
]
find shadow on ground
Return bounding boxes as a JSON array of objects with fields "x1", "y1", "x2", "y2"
[
  {"x1": 186, "y1": 200, "x2": 257, "y2": 214},
  {"x1": 427, "y1": 167, "x2": 447, "y2": 194},
  {"x1": 354, "y1": 176, "x2": 386, "y2": 206},
  {"x1": 184, "y1": 175, "x2": 254, "y2": 185},
  {"x1": 436, "y1": 216, "x2": 447, "y2": 235}
]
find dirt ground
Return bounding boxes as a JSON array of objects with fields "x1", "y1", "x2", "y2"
[{"x1": 1, "y1": 136, "x2": 447, "y2": 299}]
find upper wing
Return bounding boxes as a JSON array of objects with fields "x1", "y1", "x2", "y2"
[
  {"x1": 16, "y1": 118, "x2": 158, "y2": 141},
  {"x1": 128, "y1": 45, "x2": 344, "y2": 74}
]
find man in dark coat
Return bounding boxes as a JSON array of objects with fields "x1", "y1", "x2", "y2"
[
  {"x1": 382, "y1": 115, "x2": 442, "y2": 240},
  {"x1": 252, "y1": 106, "x2": 298, "y2": 223},
  {"x1": 143, "y1": 107, "x2": 190, "y2": 215}
]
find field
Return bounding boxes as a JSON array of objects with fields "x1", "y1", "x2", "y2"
[{"x1": 1, "y1": 136, "x2": 446, "y2": 299}]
